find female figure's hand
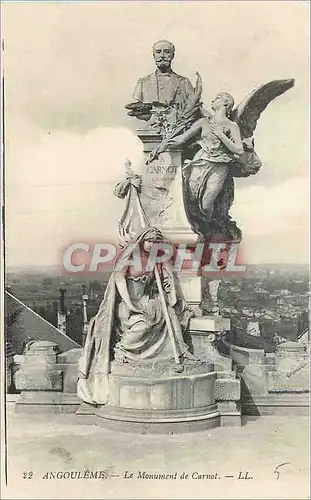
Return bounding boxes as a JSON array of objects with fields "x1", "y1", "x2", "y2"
[{"x1": 210, "y1": 124, "x2": 224, "y2": 138}]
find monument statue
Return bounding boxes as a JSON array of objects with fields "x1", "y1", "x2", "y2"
[
  {"x1": 163, "y1": 79, "x2": 295, "y2": 240},
  {"x1": 126, "y1": 43, "x2": 294, "y2": 241},
  {"x1": 77, "y1": 225, "x2": 198, "y2": 405},
  {"x1": 125, "y1": 43, "x2": 294, "y2": 316},
  {"x1": 168, "y1": 91, "x2": 244, "y2": 239},
  {"x1": 125, "y1": 40, "x2": 195, "y2": 130}
]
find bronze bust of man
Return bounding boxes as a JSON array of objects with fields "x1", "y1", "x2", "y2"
[
  {"x1": 126, "y1": 40, "x2": 195, "y2": 124},
  {"x1": 133, "y1": 40, "x2": 194, "y2": 107}
]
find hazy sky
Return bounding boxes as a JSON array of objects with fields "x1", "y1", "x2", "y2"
[{"x1": 3, "y1": 1, "x2": 309, "y2": 266}]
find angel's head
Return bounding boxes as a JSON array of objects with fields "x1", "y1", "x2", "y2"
[{"x1": 212, "y1": 92, "x2": 235, "y2": 117}]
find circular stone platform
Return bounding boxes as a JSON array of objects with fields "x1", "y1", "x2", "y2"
[{"x1": 77, "y1": 359, "x2": 220, "y2": 433}]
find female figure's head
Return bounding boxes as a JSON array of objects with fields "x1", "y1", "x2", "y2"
[
  {"x1": 211, "y1": 92, "x2": 235, "y2": 117},
  {"x1": 116, "y1": 227, "x2": 168, "y2": 276},
  {"x1": 139, "y1": 227, "x2": 165, "y2": 253}
]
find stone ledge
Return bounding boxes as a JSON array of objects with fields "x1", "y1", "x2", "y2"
[
  {"x1": 15, "y1": 391, "x2": 79, "y2": 403},
  {"x1": 96, "y1": 403, "x2": 219, "y2": 422},
  {"x1": 22, "y1": 354, "x2": 58, "y2": 364},
  {"x1": 216, "y1": 371, "x2": 236, "y2": 379},
  {"x1": 91, "y1": 403, "x2": 220, "y2": 434},
  {"x1": 14, "y1": 392, "x2": 80, "y2": 414},
  {"x1": 242, "y1": 393, "x2": 309, "y2": 416},
  {"x1": 244, "y1": 393, "x2": 310, "y2": 405},
  {"x1": 93, "y1": 414, "x2": 220, "y2": 434},
  {"x1": 190, "y1": 316, "x2": 230, "y2": 333},
  {"x1": 267, "y1": 371, "x2": 309, "y2": 393},
  {"x1": 110, "y1": 359, "x2": 213, "y2": 378}
]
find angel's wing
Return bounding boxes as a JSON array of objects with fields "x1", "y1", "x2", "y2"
[{"x1": 231, "y1": 79, "x2": 294, "y2": 138}]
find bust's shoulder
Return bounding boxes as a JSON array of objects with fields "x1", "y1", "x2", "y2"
[
  {"x1": 139, "y1": 73, "x2": 156, "y2": 83},
  {"x1": 173, "y1": 72, "x2": 190, "y2": 81},
  {"x1": 173, "y1": 73, "x2": 194, "y2": 93}
]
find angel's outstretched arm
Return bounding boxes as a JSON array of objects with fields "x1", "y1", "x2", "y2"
[{"x1": 168, "y1": 119, "x2": 203, "y2": 146}]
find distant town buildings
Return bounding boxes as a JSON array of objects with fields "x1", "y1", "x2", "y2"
[{"x1": 6, "y1": 265, "x2": 309, "y2": 344}]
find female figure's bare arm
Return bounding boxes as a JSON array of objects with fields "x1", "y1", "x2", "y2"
[{"x1": 211, "y1": 123, "x2": 244, "y2": 155}]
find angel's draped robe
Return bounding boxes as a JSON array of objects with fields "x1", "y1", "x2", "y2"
[{"x1": 183, "y1": 121, "x2": 262, "y2": 240}]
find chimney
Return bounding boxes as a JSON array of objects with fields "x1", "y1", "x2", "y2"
[
  {"x1": 57, "y1": 288, "x2": 67, "y2": 335},
  {"x1": 82, "y1": 285, "x2": 89, "y2": 346}
]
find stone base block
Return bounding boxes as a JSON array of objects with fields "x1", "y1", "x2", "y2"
[
  {"x1": 190, "y1": 316, "x2": 232, "y2": 371},
  {"x1": 242, "y1": 393, "x2": 309, "y2": 416},
  {"x1": 15, "y1": 392, "x2": 80, "y2": 414},
  {"x1": 215, "y1": 378, "x2": 240, "y2": 401},
  {"x1": 217, "y1": 402, "x2": 241, "y2": 427},
  {"x1": 215, "y1": 375, "x2": 241, "y2": 427},
  {"x1": 192, "y1": 336, "x2": 232, "y2": 371},
  {"x1": 93, "y1": 405, "x2": 220, "y2": 434},
  {"x1": 15, "y1": 368, "x2": 63, "y2": 392}
]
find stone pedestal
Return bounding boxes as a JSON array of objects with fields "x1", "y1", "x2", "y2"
[
  {"x1": 268, "y1": 341, "x2": 309, "y2": 393},
  {"x1": 190, "y1": 315, "x2": 241, "y2": 426},
  {"x1": 224, "y1": 336, "x2": 310, "y2": 415},
  {"x1": 137, "y1": 129, "x2": 204, "y2": 314},
  {"x1": 77, "y1": 360, "x2": 222, "y2": 433},
  {"x1": 73, "y1": 132, "x2": 242, "y2": 431},
  {"x1": 15, "y1": 341, "x2": 63, "y2": 392},
  {"x1": 13, "y1": 343, "x2": 82, "y2": 414},
  {"x1": 191, "y1": 316, "x2": 232, "y2": 370},
  {"x1": 137, "y1": 129, "x2": 196, "y2": 244}
]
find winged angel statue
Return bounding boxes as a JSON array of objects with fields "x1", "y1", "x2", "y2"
[{"x1": 147, "y1": 76, "x2": 294, "y2": 240}]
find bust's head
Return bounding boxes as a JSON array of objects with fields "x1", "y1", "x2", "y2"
[{"x1": 153, "y1": 40, "x2": 175, "y2": 72}]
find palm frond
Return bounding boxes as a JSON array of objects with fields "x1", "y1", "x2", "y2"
[{"x1": 146, "y1": 73, "x2": 203, "y2": 164}]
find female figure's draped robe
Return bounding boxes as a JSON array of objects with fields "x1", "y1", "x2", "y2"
[
  {"x1": 77, "y1": 229, "x2": 194, "y2": 405},
  {"x1": 183, "y1": 125, "x2": 261, "y2": 241}
]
